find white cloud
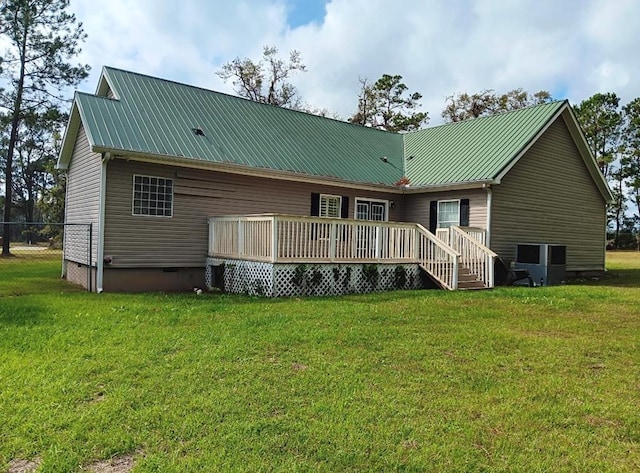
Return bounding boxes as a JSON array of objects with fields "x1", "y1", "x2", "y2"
[{"x1": 69, "y1": 0, "x2": 640, "y2": 122}]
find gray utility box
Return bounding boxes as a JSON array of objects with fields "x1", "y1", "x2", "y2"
[{"x1": 514, "y1": 244, "x2": 567, "y2": 286}]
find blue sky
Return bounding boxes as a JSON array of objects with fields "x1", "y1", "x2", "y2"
[
  {"x1": 287, "y1": 0, "x2": 328, "y2": 27},
  {"x1": 69, "y1": 0, "x2": 640, "y2": 124}
]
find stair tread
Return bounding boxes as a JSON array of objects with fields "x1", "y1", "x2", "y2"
[{"x1": 418, "y1": 263, "x2": 491, "y2": 291}]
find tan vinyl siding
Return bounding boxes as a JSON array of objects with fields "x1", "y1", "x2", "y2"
[
  {"x1": 64, "y1": 125, "x2": 101, "y2": 265},
  {"x1": 103, "y1": 159, "x2": 401, "y2": 267},
  {"x1": 403, "y1": 189, "x2": 488, "y2": 230},
  {"x1": 491, "y1": 116, "x2": 607, "y2": 271}
]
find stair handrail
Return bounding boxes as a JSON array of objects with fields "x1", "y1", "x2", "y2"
[
  {"x1": 415, "y1": 224, "x2": 460, "y2": 290},
  {"x1": 450, "y1": 226, "x2": 498, "y2": 288}
]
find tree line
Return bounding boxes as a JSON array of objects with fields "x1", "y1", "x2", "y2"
[
  {"x1": 1, "y1": 0, "x2": 89, "y2": 255},
  {"x1": 1, "y1": 4, "x2": 638, "y2": 255},
  {"x1": 574, "y1": 94, "x2": 640, "y2": 248}
]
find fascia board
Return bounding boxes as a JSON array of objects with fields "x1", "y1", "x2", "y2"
[
  {"x1": 90, "y1": 148, "x2": 407, "y2": 194},
  {"x1": 56, "y1": 99, "x2": 82, "y2": 170}
]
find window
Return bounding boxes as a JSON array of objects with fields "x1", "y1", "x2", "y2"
[
  {"x1": 320, "y1": 194, "x2": 341, "y2": 218},
  {"x1": 437, "y1": 200, "x2": 460, "y2": 229},
  {"x1": 355, "y1": 198, "x2": 388, "y2": 221},
  {"x1": 132, "y1": 175, "x2": 173, "y2": 217},
  {"x1": 429, "y1": 198, "x2": 469, "y2": 233}
]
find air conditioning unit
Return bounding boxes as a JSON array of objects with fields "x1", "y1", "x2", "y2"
[{"x1": 514, "y1": 244, "x2": 567, "y2": 286}]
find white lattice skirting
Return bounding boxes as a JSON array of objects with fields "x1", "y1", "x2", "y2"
[{"x1": 205, "y1": 258, "x2": 423, "y2": 297}]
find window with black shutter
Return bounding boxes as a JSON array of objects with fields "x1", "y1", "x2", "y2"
[{"x1": 430, "y1": 198, "x2": 471, "y2": 230}]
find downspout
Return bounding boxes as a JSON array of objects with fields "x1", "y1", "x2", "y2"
[
  {"x1": 96, "y1": 152, "x2": 110, "y2": 293},
  {"x1": 61, "y1": 169, "x2": 69, "y2": 279},
  {"x1": 484, "y1": 183, "x2": 492, "y2": 247}
]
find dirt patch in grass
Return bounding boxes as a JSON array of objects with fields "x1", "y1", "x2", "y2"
[
  {"x1": 85, "y1": 454, "x2": 135, "y2": 473},
  {"x1": 7, "y1": 458, "x2": 40, "y2": 473}
]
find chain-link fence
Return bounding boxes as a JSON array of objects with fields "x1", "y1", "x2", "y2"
[{"x1": 0, "y1": 222, "x2": 93, "y2": 294}]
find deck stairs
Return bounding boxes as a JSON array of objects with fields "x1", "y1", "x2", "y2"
[
  {"x1": 417, "y1": 225, "x2": 497, "y2": 291},
  {"x1": 456, "y1": 266, "x2": 489, "y2": 290},
  {"x1": 419, "y1": 264, "x2": 489, "y2": 290}
]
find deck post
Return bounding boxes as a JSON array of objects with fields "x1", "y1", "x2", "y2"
[
  {"x1": 488, "y1": 256, "x2": 494, "y2": 288},
  {"x1": 271, "y1": 215, "x2": 278, "y2": 263},
  {"x1": 329, "y1": 221, "x2": 336, "y2": 262},
  {"x1": 452, "y1": 256, "x2": 459, "y2": 289},
  {"x1": 237, "y1": 217, "x2": 244, "y2": 258},
  {"x1": 208, "y1": 218, "x2": 213, "y2": 257},
  {"x1": 410, "y1": 228, "x2": 416, "y2": 260}
]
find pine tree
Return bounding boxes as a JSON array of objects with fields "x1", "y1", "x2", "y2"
[{"x1": 1, "y1": 0, "x2": 89, "y2": 255}]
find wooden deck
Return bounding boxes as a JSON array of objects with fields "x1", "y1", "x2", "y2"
[{"x1": 208, "y1": 214, "x2": 496, "y2": 291}]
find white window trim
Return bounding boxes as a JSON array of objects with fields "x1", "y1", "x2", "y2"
[
  {"x1": 132, "y1": 174, "x2": 174, "y2": 218},
  {"x1": 354, "y1": 198, "x2": 389, "y2": 221},
  {"x1": 437, "y1": 199, "x2": 460, "y2": 229},
  {"x1": 319, "y1": 193, "x2": 342, "y2": 218}
]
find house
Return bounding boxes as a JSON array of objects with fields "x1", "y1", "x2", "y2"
[{"x1": 57, "y1": 66, "x2": 613, "y2": 294}]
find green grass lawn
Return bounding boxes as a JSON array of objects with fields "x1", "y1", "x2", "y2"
[{"x1": 0, "y1": 253, "x2": 639, "y2": 471}]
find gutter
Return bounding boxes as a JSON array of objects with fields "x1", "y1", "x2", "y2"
[
  {"x1": 94, "y1": 147, "x2": 406, "y2": 194},
  {"x1": 402, "y1": 179, "x2": 495, "y2": 194},
  {"x1": 484, "y1": 183, "x2": 492, "y2": 247},
  {"x1": 96, "y1": 152, "x2": 111, "y2": 293},
  {"x1": 91, "y1": 146, "x2": 497, "y2": 196}
]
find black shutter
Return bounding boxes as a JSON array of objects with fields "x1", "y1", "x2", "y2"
[
  {"x1": 341, "y1": 196, "x2": 349, "y2": 219},
  {"x1": 460, "y1": 199, "x2": 470, "y2": 227},
  {"x1": 340, "y1": 196, "x2": 350, "y2": 240},
  {"x1": 310, "y1": 193, "x2": 320, "y2": 240},
  {"x1": 429, "y1": 201, "x2": 438, "y2": 233},
  {"x1": 311, "y1": 193, "x2": 320, "y2": 216}
]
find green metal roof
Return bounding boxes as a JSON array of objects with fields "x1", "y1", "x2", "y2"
[
  {"x1": 71, "y1": 67, "x2": 404, "y2": 186},
  {"x1": 404, "y1": 100, "x2": 566, "y2": 185},
  {"x1": 59, "y1": 67, "x2": 608, "y2": 200}
]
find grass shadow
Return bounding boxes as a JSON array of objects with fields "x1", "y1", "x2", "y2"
[
  {"x1": 562, "y1": 251, "x2": 640, "y2": 288},
  {"x1": 571, "y1": 269, "x2": 640, "y2": 288},
  {"x1": 0, "y1": 303, "x2": 47, "y2": 325},
  {"x1": 0, "y1": 251, "x2": 84, "y2": 296}
]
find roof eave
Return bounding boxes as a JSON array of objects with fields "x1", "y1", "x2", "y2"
[
  {"x1": 92, "y1": 146, "x2": 406, "y2": 193},
  {"x1": 402, "y1": 179, "x2": 495, "y2": 193},
  {"x1": 56, "y1": 97, "x2": 82, "y2": 170},
  {"x1": 58, "y1": 67, "x2": 117, "y2": 171}
]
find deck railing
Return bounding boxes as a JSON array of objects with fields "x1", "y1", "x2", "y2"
[
  {"x1": 208, "y1": 214, "x2": 418, "y2": 264},
  {"x1": 435, "y1": 227, "x2": 486, "y2": 246},
  {"x1": 415, "y1": 224, "x2": 460, "y2": 290},
  {"x1": 208, "y1": 216, "x2": 485, "y2": 291},
  {"x1": 450, "y1": 226, "x2": 497, "y2": 288},
  {"x1": 435, "y1": 228, "x2": 450, "y2": 245},
  {"x1": 208, "y1": 215, "x2": 274, "y2": 262}
]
